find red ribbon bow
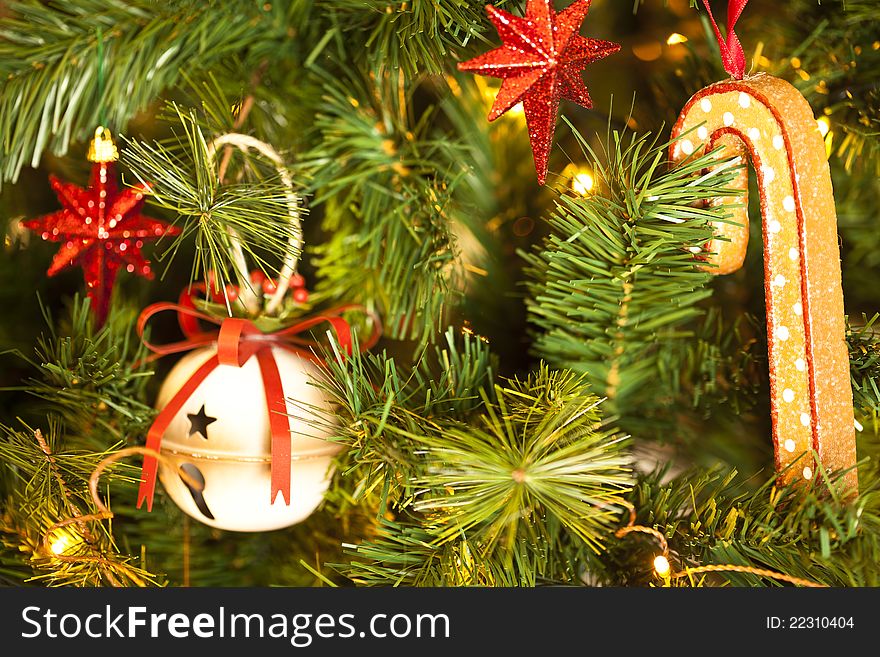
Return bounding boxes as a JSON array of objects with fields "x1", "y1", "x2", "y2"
[
  {"x1": 136, "y1": 284, "x2": 380, "y2": 512},
  {"x1": 701, "y1": 0, "x2": 749, "y2": 80}
]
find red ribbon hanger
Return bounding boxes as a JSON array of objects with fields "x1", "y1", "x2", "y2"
[
  {"x1": 136, "y1": 285, "x2": 381, "y2": 512},
  {"x1": 701, "y1": 0, "x2": 749, "y2": 79}
]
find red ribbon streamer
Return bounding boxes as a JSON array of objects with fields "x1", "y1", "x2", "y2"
[
  {"x1": 136, "y1": 287, "x2": 380, "y2": 512},
  {"x1": 701, "y1": 0, "x2": 749, "y2": 80}
]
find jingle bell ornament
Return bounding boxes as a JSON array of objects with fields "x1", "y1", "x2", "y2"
[
  {"x1": 135, "y1": 132, "x2": 379, "y2": 530},
  {"x1": 153, "y1": 346, "x2": 341, "y2": 532}
]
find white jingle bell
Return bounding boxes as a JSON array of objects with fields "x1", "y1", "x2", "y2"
[{"x1": 155, "y1": 345, "x2": 341, "y2": 532}]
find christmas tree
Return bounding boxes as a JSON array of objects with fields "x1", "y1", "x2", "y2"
[{"x1": 1, "y1": 0, "x2": 879, "y2": 589}]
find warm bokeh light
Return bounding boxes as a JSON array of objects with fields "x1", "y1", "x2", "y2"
[
  {"x1": 632, "y1": 41, "x2": 663, "y2": 62},
  {"x1": 653, "y1": 555, "x2": 671, "y2": 577},
  {"x1": 817, "y1": 116, "x2": 831, "y2": 137},
  {"x1": 666, "y1": 33, "x2": 688, "y2": 45},
  {"x1": 572, "y1": 171, "x2": 594, "y2": 196},
  {"x1": 51, "y1": 535, "x2": 70, "y2": 555}
]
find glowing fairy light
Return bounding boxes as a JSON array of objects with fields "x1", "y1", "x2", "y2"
[
  {"x1": 572, "y1": 171, "x2": 594, "y2": 196},
  {"x1": 666, "y1": 33, "x2": 688, "y2": 45},
  {"x1": 51, "y1": 535, "x2": 71, "y2": 555},
  {"x1": 653, "y1": 555, "x2": 671, "y2": 577}
]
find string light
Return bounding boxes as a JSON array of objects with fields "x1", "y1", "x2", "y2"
[
  {"x1": 572, "y1": 170, "x2": 595, "y2": 196},
  {"x1": 614, "y1": 500, "x2": 825, "y2": 587},
  {"x1": 50, "y1": 533, "x2": 74, "y2": 555},
  {"x1": 653, "y1": 555, "x2": 671, "y2": 577},
  {"x1": 666, "y1": 33, "x2": 688, "y2": 45}
]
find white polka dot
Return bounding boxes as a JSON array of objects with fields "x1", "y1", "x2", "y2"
[
  {"x1": 761, "y1": 165, "x2": 776, "y2": 183},
  {"x1": 788, "y1": 247, "x2": 799, "y2": 261},
  {"x1": 800, "y1": 413, "x2": 811, "y2": 427},
  {"x1": 748, "y1": 127, "x2": 761, "y2": 141},
  {"x1": 783, "y1": 388, "x2": 795, "y2": 403},
  {"x1": 698, "y1": 126, "x2": 708, "y2": 140},
  {"x1": 784, "y1": 439, "x2": 796, "y2": 453},
  {"x1": 795, "y1": 358, "x2": 806, "y2": 371},
  {"x1": 723, "y1": 112, "x2": 735, "y2": 126},
  {"x1": 768, "y1": 219, "x2": 781, "y2": 233},
  {"x1": 739, "y1": 92, "x2": 751, "y2": 108},
  {"x1": 777, "y1": 326, "x2": 790, "y2": 341},
  {"x1": 793, "y1": 302, "x2": 802, "y2": 316},
  {"x1": 701, "y1": 98, "x2": 712, "y2": 113},
  {"x1": 773, "y1": 274, "x2": 786, "y2": 287},
  {"x1": 681, "y1": 139, "x2": 694, "y2": 155},
  {"x1": 773, "y1": 135, "x2": 785, "y2": 150},
  {"x1": 802, "y1": 466, "x2": 813, "y2": 480},
  {"x1": 783, "y1": 196, "x2": 796, "y2": 212}
]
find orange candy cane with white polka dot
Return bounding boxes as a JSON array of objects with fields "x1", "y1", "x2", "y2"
[{"x1": 671, "y1": 73, "x2": 857, "y2": 494}]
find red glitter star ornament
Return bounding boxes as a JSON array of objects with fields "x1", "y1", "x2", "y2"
[
  {"x1": 22, "y1": 128, "x2": 179, "y2": 326},
  {"x1": 458, "y1": 0, "x2": 619, "y2": 184}
]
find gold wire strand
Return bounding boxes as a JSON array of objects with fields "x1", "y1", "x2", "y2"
[
  {"x1": 614, "y1": 500, "x2": 825, "y2": 588},
  {"x1": 674, "y1": 564, "x2": 827, "y2": 588},
  {"x1": 42, "y1": 447, "x2": 196, "y2": 566},
  {"x1": 614, "y1": 499, "x2": 669, "y2": 554}
]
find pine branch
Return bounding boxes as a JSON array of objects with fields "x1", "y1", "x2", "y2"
[
  {"x1": 649, "y1": 1, "x2": 880, "y2": 174},
  {"x1": 302, "y1": 68, "x2": 470, "y2": 341},
  {"x1": 658, "y1": 308, "x2": 765, "y2": 417},
  {"x1": 120, "y1": 104, "x2": 304, "y2": 298},
  {"x1": 336, "y1": 515, "x2": 521, "y2": 587},
  {"x1": 0, "y1": 0, "x2": 284, "y2": 185},
  {"x1": 321, "y1": 0, "x2": 518, "y2": 76},
  {"x1": 848, "y1": 314, "x2": 880, "y2": 431},
  {"x1": 599, "y1": 463, "x2": 880, "y2": 587},
  {"x1": 313, "y1": 327, "x2": 498, "y2": 502},
  {"x1": 524, "y1": 124, "x2": 742, "y2": 409},
  {"x1": 4, "y1": 295, "x2": 154, "y2": 448},
  {"x1": 316, "y1": 332, "x2": 633, "y2": 580},
  {"x1": 0, "y1": 423, "x2": 159, "y2": 586},
  {"x1": 412, "y1": 366, "x2": 633, "y2": 556},
  {"x1": 773, "y1": 0, "x2": 880, "y2": 175}
]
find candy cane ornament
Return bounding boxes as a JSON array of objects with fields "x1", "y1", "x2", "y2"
[{"x1": 671, "y1": 73, "x2": 858, "y2": 494}]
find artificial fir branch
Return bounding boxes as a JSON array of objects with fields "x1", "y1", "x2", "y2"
[
  {"x1": 120, "y1": 104, "x2": 303, "y2": 296},
  {"x1": 413, "y1": 367, "x2": 633, "y2": 555},
  {"x1": 0, "y1": 0, "x2": 877, "y2": 591},
  {"x1": 657, "y1": 308, "x2": 765, "y2": 416},
  {"x1": 848, "y1": 314, "x2": 880, "y2": 431},
  {"x1": 4, "y1": 296, "x2": 154, "y2": 448},
  {"x1": 0, "y1": 0, "x2": 280, "y2": 185},
  {"x1": 524, "y1": 126, "x2": 742, "y2": 411},
  {"x1": 323, "y1": 0, "x2": 518, "y2": 76},
  {"x1": 0, "y1": 423, "x2": 157, "y2": 586},
  {"x1": 303, "y1": 67, "x2": 470, "y2": 341},
  {"x1": 773, "y1": 0, "x2": 880, "y2": 175},
  {"x1": 597, "y1": 463, "x2": 880, "y2": 587},
  {"x1": 316, "y1": 331, "x2": 632, "y2": 582}
]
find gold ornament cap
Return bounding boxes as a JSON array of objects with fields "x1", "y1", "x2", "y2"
[{"x1": 87, "y1": 126, "x2": 118, "y2": 163}]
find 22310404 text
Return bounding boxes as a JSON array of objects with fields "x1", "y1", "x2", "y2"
[{"x1": 766, "y1": 617, "x2": 855, "y2": 630}]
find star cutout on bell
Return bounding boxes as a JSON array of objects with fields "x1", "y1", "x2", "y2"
[
  {"x1": 22, "y1": 127, "x2": 180, "y2": 326},
  {"x1": 458, "y1": 0, "x2": 619, "y2": 184},
  {"x1": 187, "y1": 404, "x2": 218, "y2": 440}
]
